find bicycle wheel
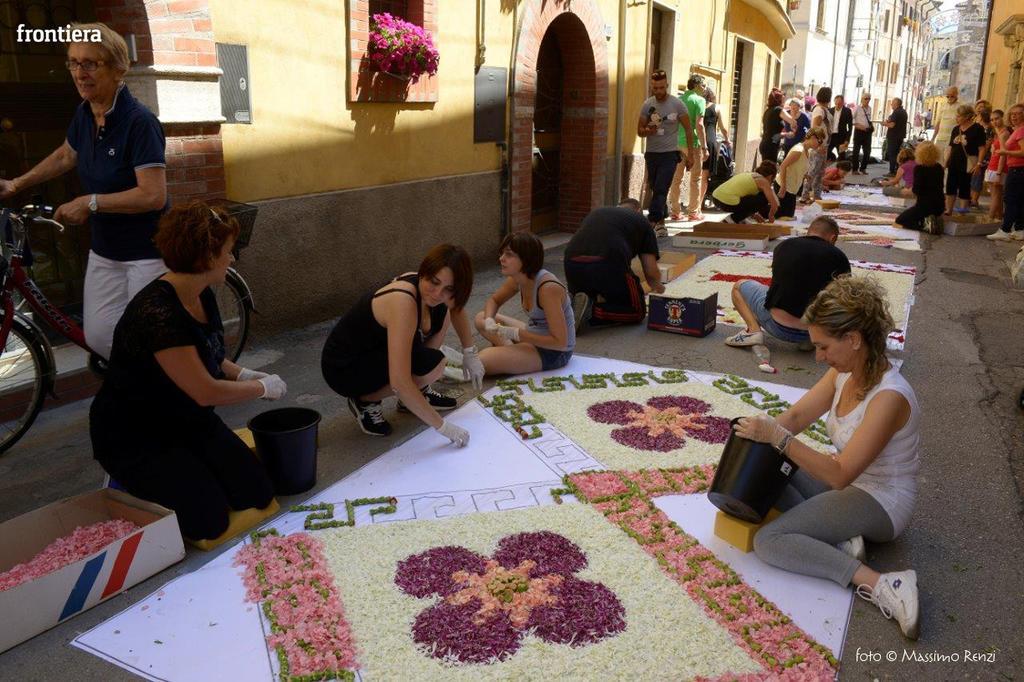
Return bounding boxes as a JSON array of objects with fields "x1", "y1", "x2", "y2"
[
  {"x1": 213, "y1": 275, "x2": 250, "y2": 363},
  {"x1": 0, "y1": 324, "x2": 47, "y2": 454}
]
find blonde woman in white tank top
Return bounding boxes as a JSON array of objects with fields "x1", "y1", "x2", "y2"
[{"x1": 736, "y1": 276, "x2": 921, "y2": 641}]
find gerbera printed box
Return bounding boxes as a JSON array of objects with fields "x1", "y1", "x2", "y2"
[
  {"x1": 648, "y1": 291, "x2": 717, "y2": 336},
  {"x1": 0, "y1": 488, "x2": 184, "y2": 654},
  {"x1": 314, "y1": 503, "x2": 762, "y2": 679}
]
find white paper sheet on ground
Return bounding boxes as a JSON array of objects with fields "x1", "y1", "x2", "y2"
[
  {"x1": 73, "y1": 355, "x2": 853, "y2": 680},
  {"x1": 654, "y1": 494, "x2": 854, "y2": 657}
]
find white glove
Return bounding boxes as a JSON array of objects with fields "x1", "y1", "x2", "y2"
[
  {"x1": 237, "y1": 367, "x2": 269, "y2": 382},
  {"x1": 734, "y1": 414, "x2": 790, "y2": 451},
  {"x1": 484, "y1": 317, "x2": 499, "y2": 333},
  {"x1": 257, "y1": 374, "x2": 287, "y2": 400},
  {"x1": 436, "y1": 419, "x2": 470, "y2": 447},
  {"x1": 495, "y1": 324, "x2": 520, "y2": 342},
  {"x1": 461, "y1": 346, "x2": 485, "y2": 390}
]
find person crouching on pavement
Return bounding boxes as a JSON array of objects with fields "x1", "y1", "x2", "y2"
[
  {"x1": 736, "y1": 276, "x2": 921, "y2": 641},
  {"x1": 89, "y1": 201, "x2": 285, "y2": 541},
  {"x1": 879, "y1": 148, "x2": 916, "y2": 198},
  {"x1": 564, "y1": 199, "x2": 665, "y2": 333},
  {"x1": 320, "y1": 244, "x2": 481, "y2": 445},
  {"x1": 472, "y1": 232, "x2": 575, "y2": 375},
  {"x1": 893, "y1": 141, "x2": 944, "y2": 232},
  {"x1": 822, "y1": 160, "x2": 853, "y2": 191},
  {"x1": 725, "y1": 216, "x2": 850, "y2": 348},
  {"x1": 775, "y1": 126, "x2": 827, "y2": 219},
  {"x1": 711, "y1": 160, "x2": 781, "y2": 223}
]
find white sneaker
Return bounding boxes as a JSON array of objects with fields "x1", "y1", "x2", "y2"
[
  {"x1": 724, "y1": 330, "x2": 764, "y2": 347},
  {"x1": 837, "y1": 536, "x2": 866, "y2": 563},
  {"x1": 1012, "y1": 231, "x2": 1024, "y2": 241},
  {"x1": 987, "y1": 230, "x2": 1012, "y2": 241},
  {"x1": 857, "y1": 570, "x2": 919, "y2": 640}
]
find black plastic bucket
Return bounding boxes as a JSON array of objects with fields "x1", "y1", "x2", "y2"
[
  {"x1": 707, "y1": 418, "x2": 799, "y2": 523},
  {"x1": 248, "y1": 408, "x2": 322, "y2": 495}
]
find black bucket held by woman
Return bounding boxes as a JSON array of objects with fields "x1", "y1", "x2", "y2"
[{"x1": 708, "y1": 418, "x2": 799, "y2": 523}]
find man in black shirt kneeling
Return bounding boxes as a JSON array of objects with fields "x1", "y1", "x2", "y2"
[
  {"x1": 724, "y1": 216, "x2": 850, "y2": 348},
  {"x1": 564, "y1": 199, "x2": 665, "y2": 334}
]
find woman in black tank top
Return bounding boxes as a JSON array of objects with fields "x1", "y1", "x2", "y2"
[{"x1": 320, "y1": 244, "x2": 480, "y2": 445}]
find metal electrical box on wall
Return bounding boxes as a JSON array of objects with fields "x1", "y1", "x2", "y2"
[
  {"x1": 217, "y1": 43, "x2": 252, "y2": 124},
  {"x1": 474, "y1": 67, "x2": 508, "y2": 143}
]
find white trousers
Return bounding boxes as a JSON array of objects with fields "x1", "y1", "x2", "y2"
[{"x1": 83, "y1": 250, "x2": 167, "y2": 359}]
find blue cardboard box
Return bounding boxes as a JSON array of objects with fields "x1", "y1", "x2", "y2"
[{"x1": 648, "y1": 292, "x2": 717, "y2": 337}]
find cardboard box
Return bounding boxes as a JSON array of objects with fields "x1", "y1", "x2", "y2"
[
  {"x1": 0, "y1": 488, "x2": 185, "y2": 654},
  {"x1": 691, "y1": 221, "x2": 791, "y2": 240},
  {"x1": 631, "y1": 251, "x2": 697, "y2": 290},
  {"x1": 647, "y1": 292, "x2": 717, "y2": 337},
  {"x1": 672, "y1": 234, "x2": 769, "y2": 251}
]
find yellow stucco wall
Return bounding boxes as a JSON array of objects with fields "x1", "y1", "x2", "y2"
[
  {"x1": 979, "y1": 0, "x2": 1023, "y2": 110},
  {"x1": 210, "y1": 0, "x2": 790, "y2": 201}
]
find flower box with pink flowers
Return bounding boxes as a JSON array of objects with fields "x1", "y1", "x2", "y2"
[{"x1": 0, "y1": 488, "x2": 184, "y2": 654}]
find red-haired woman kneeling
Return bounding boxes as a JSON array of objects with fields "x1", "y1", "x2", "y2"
[
  {"x1": 321, "y1": 244, "x2": 480, "y2": 445},
  {"x1": 90, "y1": 202, "x2": 286, "y2": 540}
]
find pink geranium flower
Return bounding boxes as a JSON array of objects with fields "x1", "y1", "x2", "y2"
[{"x1": 587, "y1": 396, "x2": 732, "y2": 452}]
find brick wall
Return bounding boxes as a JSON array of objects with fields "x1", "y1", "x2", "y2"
[
  {"x1": 510, "y1": 0, "x2": 609, "y2": 232},
  {"x1": 95, "y1": 0, "x2": 226, "y2": 204}
]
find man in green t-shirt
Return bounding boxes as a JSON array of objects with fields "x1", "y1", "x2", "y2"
[{"x1": 669, "y1": 74, "x2": 710, "y2": 221}]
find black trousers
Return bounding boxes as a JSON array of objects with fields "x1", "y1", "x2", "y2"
[
  {"x1": 644, "y1": 151, "x2": 681, "y2": 223},
  {"x1": 828, "y1": 134, "x2": 848, "y2": 161},
  {"x1": 96, "y1": 418, "x2": 274, "y2": 540},
  {"x1": 895, "y1": 201, "x2": 942, "y2": 230},
  {"x1": 851, "y1": 130, "x2": 872, "y2": 171},
  {"x1": 564, "y1": 258, "x2": 646, "y2": 325},
  {"x1": 887, "y1": 137, "x2": 904, "y2": 173},
  {"x1": 774, "y1": 182, "x2": 802, "y2": 218},
  {"x1": 713, "y1": 193, "x2": 770, "y2": 223}
]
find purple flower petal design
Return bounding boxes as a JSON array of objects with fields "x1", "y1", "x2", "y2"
[
  {"x1": 645, "y1": 395, "x2": 712, "y2": 413},
  {"x1": 528, "y1": 576, "x2": 627, "y2": 646},
  {"x1": 395, "y1": 546, "x2": 488, "y2": 598},
  {"x1": 586, "y1": 400, "x2": 645, "y2": 426},
  {"x1": 684, "y1": 415, "x2": 733, "y2": 444},
  {"x1": 492, "y1": 531, "x2": 588, "y2": 577},
  {"x1": 610, "y1": 426, "x2": 684, "y2": 452},
  {"x1": 412, "y1": 599, "x2": 522, "y2": 664}
]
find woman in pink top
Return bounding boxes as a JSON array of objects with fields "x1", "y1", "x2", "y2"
[
  {"x1": 985, "y1": 109, "x2": 1008, "y2": 220},
  {"x1": 989, "y1": 104, "x2": 1024, "y2": 240}
]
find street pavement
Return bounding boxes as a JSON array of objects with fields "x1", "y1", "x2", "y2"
[{"x1": 1, "y1": 170, "x2": 1022, "y2": 680}]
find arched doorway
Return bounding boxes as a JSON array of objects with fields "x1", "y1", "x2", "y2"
[{"x1": 510, "y1": 1, "x2": 608, "y2": 233}]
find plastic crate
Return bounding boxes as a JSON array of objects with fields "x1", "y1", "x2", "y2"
[{"x1": 209, "y1": 199, "x2": 258, "y2": 251}]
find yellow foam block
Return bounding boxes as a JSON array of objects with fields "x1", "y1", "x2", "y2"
[
  {"x1": 234, "y1": 427, "x2": 256, "y2": 452},
  {"x1": 187, "y1": 498, "x2": 280, "y2": 551},
  {"x1": 713, "y1": 508, "x2": 782, "y2": 553}
]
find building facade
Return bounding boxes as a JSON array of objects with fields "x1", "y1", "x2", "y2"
[
  {"x1": 1, "y1": 0, "x2": 793, "y2": 334},
  {"x1": 979, "y1": 0, "x2": 1024, "y2": 110}
]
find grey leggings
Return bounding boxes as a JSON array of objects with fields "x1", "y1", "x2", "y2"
[{"x1": 753, "y1": 470, "x2": 895, "y2": 586}]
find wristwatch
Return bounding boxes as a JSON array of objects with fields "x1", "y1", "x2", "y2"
[
  {"x1": 776, "y1": 432, "x2": 793, "y2": 454},
  {"x1": 88, "y1": 193, "x2": 98, "y2": 213}
]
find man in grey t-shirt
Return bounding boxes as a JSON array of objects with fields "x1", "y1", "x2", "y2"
[{"x1": 638, "y1": 70, "x2": 693, "y2": 234}]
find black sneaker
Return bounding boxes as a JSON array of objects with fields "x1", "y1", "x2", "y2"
[
  {"x1": 398, "y1": 385, "x2": 457, "y2": 412},
  {"x1": 347, "y1": 397, "x2": 392, "y2": 436}
]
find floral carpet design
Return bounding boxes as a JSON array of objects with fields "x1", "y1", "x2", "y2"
[
  {"x1": 662, "y1": 251, "x2": 915, "y2": 349},
  {"x1": 588, "y1": 396, "x2": 732, "y2": 453}
]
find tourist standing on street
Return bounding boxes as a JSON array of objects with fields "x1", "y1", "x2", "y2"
[
  {"x1": 810, "y1": 87, "x2": 835, "y2": 145},
  {"x1": 321, "y1": 244, "x2": 479, "y2": 443},
  {"x1": 893, "y1": 141, "x2": 944, "y2": 231},
  {"x1": 829, "y1": 95, "x2": 853, "y2": 160},
  {"x1": 723, "y1": 216, "x2": 849, "y2": 348},
  {"x1": 474, "y1": 232, "x2": 575, "y2": 373},
  {"x1": 931, "y1": 87, "x2": 959, "y2": 163},
  {"x1": 800, "y1": 126, "x2": 830, "y2": 204},
  {"x1": 781, "y1": 98, "x2": 811, "y2": 155},
  {"x1": 0, "y1": 23, "x2": 168, "y2": 365},
  {"x1": 639, "y1": 70, "x2": 694, "y2": 236},
  {"x1": 969, "y1": 102, "x2": 993, "y2": 209},
  {"x1": 943, "y1": 105, "x2": 986, "y2": 216},
  {"x1": 564, "y1": 200, "x2": 664, "y2": 330},
  {"x1": 775, "y1": 126, "x2": 826, "y2": 218},
  {"x1": 712, "y1": 160, "x2": 781, "y2": 223},
  {"x1": 759, "y1": 88, "x2": 790, "y2": 165},
  {"x1": 988, "y1": 103, "x2": 1024, "y2": 241},
  {"x1": 851, "y1": 94, "x2": 874, "y2": 174},
  {"x1": 699, "y1": 85, "x2": 731, "y2": 213},
  {"x1": 739, "y1": 276, "x2": 922, "y2": 642},
  {"x1": 985, "y1": 109, "x2": 1009, "y2": 222},
  {"x1": 883, "y1": 98, "x2": 908, "y2": 175},
  {"x1": 90, "y1": 202, "x2": 282, "y2": 541},
  {"x1": 680, "y1": 75, "x2": 710, "y2": 221}
]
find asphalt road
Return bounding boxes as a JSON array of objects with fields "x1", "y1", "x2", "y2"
[{"x1": 1, "y1": 192, "x2": 1022, "y2": 681}]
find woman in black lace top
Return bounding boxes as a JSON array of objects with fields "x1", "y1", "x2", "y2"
[{"x1": 90, "y1": 202, "x2": 287, "y2": 540}]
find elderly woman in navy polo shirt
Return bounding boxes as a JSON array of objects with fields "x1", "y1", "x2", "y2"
[{"x1": 0, "y1": 22, "x2": 168, "y2": 362}]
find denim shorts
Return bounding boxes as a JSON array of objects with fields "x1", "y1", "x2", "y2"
[
  {"x1": 737, "y1": 281, "x2": 809, "y2": 343},
  {"x1": 537, "y1": 346, "x2": 573, "y2": 371}
]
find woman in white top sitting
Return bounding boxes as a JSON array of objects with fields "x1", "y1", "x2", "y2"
[{"x1": 736, "y1": 276, "x2": 921, "y2": 640}]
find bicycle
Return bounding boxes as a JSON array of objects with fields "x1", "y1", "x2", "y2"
[{"x1": 0, "y1": 203, "x2": 255, "y2": 454}]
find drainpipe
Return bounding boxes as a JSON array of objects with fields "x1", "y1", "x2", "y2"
[
  {"x1": 831, "y1": 0, "x2": 844, "y2": 90},
  {"x1": 612, "y1": 0, "x2": 627, "y2": 202},
  {"x1": 476, "y1": 0, "x2": 486, "y2": 71},
  {"x1": 504, "y1": 1, "x2": 522, "y2": 237},
  {"x1": 977, "y1": 0, "x2": 994, "y2": 100}
]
